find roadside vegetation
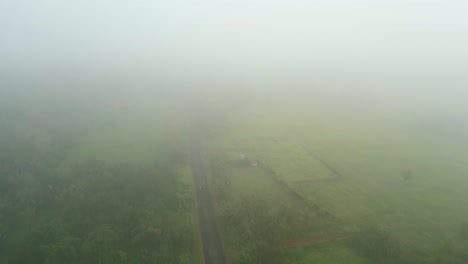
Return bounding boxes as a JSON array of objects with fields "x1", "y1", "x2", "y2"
[{"x1": 0, "y1": 99, "x2": 195, "y2": 264}]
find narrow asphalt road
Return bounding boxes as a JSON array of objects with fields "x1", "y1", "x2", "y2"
[{"x1": 190, "y1": 136, "x2": 226, "y2": 264}]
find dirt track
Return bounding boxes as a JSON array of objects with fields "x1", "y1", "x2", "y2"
[{"x1": 190, "y1": 135, "x2": 226, "y2": 264}]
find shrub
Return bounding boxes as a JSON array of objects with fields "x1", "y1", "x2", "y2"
[{"x1": 347, "y1": 227, "x2": 402, "y2": 264}]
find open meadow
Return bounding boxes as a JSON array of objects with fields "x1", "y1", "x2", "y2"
[{"x1": 204, "y1": 93, "x2": 468, "y2": 263}]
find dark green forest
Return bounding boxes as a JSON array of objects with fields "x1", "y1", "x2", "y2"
[{"x1": 0, "y1": 102, "x2": 195, "y2": 264}]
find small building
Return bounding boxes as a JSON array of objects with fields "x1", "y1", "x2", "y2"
[{"x1": 239, "y1": 153, "x2": 245, "y2": 160}]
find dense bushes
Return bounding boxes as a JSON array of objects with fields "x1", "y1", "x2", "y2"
[
  {"x1": 0, "y1": 152, "x2": 194, "y2": 263},
  {"x1": 460, "y1": 221, "x2": 468, "y2": 241},
  {"x1": 347, "y1": 227, "x2": 404, "y2": 263},
  {"x1": 229, "y1": 196, "x2": 288, "y2": 264},
  {"x1": 432, "y1": 240, "x2": 468, "y2": 264},
  {"x1": 429, "y1": 221, "x2": 468, "y2": 264},
  {"x1": 0, "y1": 88, "x2": 197, "y2": 264}
]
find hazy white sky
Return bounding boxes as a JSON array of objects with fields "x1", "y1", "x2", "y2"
[{"x1": 1, "y1": 0, "x2": 467, "y2": 81}]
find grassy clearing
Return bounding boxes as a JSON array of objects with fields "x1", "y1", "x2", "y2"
[
  {"x1": 285, "y1": 241, "x2": 368, "y2": 264},
  {"x1": 295, "y1": 132, "x2": 468, "y2": 252},
  {"x1": 228, "y1": 163, "x2": 302, "y2": 209},
  {"x1": 206, "y1": 96, "x2": 468, "y2": 262}
]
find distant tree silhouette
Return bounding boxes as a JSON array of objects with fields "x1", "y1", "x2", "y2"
[{"x1": 402, "y1": 170, "x2": 413, "y2": 182}]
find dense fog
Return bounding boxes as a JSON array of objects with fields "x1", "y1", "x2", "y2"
[
  {"x1": 1, "y1": 1, "x2": 468, "y2": 264},
  {"x1": 2, "y1": 0, "x2": 468, "y2": 119}
]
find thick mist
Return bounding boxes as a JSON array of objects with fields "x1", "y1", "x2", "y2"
[
  {"x1": 1, "y1": 1, "x2": 468, "y2": 264},
  {"x1": 2, "y1": 0, "x2": 467, "y2": 118}
]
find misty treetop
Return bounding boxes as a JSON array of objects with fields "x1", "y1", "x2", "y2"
[{"x1": 0, "y1": 106, "x2": 195, "y2": 264}]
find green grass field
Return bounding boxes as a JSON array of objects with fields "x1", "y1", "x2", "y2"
[{"x1": 206, "y1": 96, "x2": 468, "y2": 263}]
